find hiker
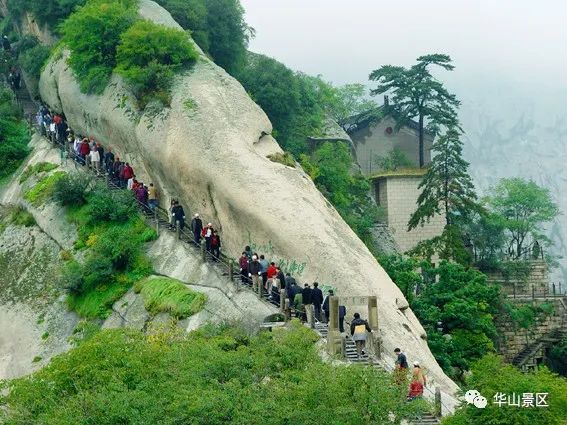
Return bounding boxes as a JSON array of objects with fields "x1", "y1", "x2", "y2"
[
  {"x1": 312, "y1": 282, "x2": 324, "y2": 321},
  {"x1": 2, "y1": 35, "x2": 10, "y2": 51},
  {"x1": 148, "y1": 183, "x2": 157, "y2": 211},
  {"x1": 259, "y1": 254, "x2": 269, "y2": 286},
  {"x1": 122, "y1": 163, "x2": 134, "y2": 188},
  {"x1": 293, "y1": 288, "x2": 305, "y2": 321},
  {"x1": 350, "y1": 312, "x2": 372, "y2": 358},
  {"x1": 170, "y1": 201, "x2": 186, "y2": 230},
  {"x1": 239, "y1": 252, "x2": 249, "y2": 284},
  {"x1": 338, "y1": 304, "x2": 346, "y2": 333},
  {"x1": 266, "y1": 262, "x2": 277, "y2": 293},
  {"x1": 394, "y1": 348, "x2": 409, "y2": 370},
  {"x1": 96, "y1": 143, "x2": 104, "y2": 166},
  {"x1": 302, "y1": 283, "x2": 314, "y2": 328},
  {"x1": 127, "y1": 175, "x2": 136, "y2": 190},
  {"x1": 191, "y1": 213, "x2": 203, "y2": 244},
  {"x1": 244, "y1": 246, "x2": 253, "y2": 260},
  {"x1": 287, "y1": 278, "x2": 299, "y2": 310},
  {"x1": 135, "y1": 184, "x2": 148, "y2": 206},
  {"x1": 407, "y1": 377, "x2": 424, "y2": 401},
  {"x1": 322, "y1": 289, "x2": 333, "y2": 323},
  {"x1": 104, "y1": 148, "x2": 114, "y2": 173},
  {"x1": 275, "y1": 267, "x2": 286, "y2": 304},
  {"x1": 211, "y1": 230, "x2": 221, "y2": 261},
  {"x1": 204, "y1": 223, "x2": 213, "y2": 252},
  {"x1": 248, "y1": 254, "x2": 262, "y2": 294},
  {"x1": 79, "y1": 139, "x2": 90, "y2": 166},
  {"x1": 412, "y1": 361, "x2": 427, "y2": 386},
  {"x1": 90, "y1": 146, "x2": 101, "y2": 174}
]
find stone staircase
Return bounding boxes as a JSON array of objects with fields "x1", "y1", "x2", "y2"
[
  {"x1": 312, "y1": 321, "x2": 440, "y2": 425},
  {"x1": 512, "y1": 327, "x2": 567, "y2": 370}
]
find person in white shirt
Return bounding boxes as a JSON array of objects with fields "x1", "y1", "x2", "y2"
[{"x1": 90, "y1": 147, "x2": 100, "y2": 174}]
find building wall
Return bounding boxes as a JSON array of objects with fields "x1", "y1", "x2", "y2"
[
  {"x1": 376, "y1": 176, "x2": 445, "y2": 254},
  {"x1": 350, "y1": 116, "x2": 434, "y2": 175}
]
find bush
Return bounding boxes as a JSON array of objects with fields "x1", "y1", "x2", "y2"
[
  {"x1": 154, "y1": 0, "x2": 209, "y2": 52},
  {"x1": 115, "y1": 20, "x2": 199, "y2": 107},
  {"x1": 86, "y1": 183, "x2": 137, "y2": 224},
  {"x1": 19, "y1": 162, "x2": 59, "y2": 183},
  {"x1": 18, "y1": 44, "x2": 51, "y2": 79},
  {"x1": 0, "y1": 89, "x2": 29, "y2": 181},
  {"x1": 134, "y1": 277, "x2": 207, "y2": 318},
  {"x1": 8, "y1": 205, "x2": 36, "y2": 227},
  {"x1": 7, "y1": 0, "x2": 87, "y2": 29},
  {"x1": 53, "y1": 172, "x2": 91, "y2": 206},
  {"x1": 23, "y1": 171, "x2": 66, "y2": 206},
  {"x1": 267, "y1": 152, "x2": 296, "y2": 167},
  {"x1": 60, "y1": 0, "x2": 137, "y2": 94}
]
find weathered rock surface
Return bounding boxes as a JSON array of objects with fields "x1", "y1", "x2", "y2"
[{"x1": 38, "y1": 0, "x2": 458, "y2": 400}]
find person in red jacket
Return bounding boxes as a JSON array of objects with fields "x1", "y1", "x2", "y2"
[
  {"x1": 266, "y1": 262, "x2": 277, "y2": 293},
  {"x1": 211, "y1": 231, "x2": 221, "y2": 262},
  {"x1": 239, "y1": 252, "x2": 249, "y2": 285},
  {"x1": 121, "y1": 163, "x2": 134, "y2": 188},
  {"x1": 79, "y1": 139, "x2": 90, "y2": 166}
]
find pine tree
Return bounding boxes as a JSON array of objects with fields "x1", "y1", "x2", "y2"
[{"x1": 408, "y1": 128, "x2": 478, "y2": 230}]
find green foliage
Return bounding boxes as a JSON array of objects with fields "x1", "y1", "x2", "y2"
[
  {"x1": 375, "y1": 147, "x2": 413, "y2": 171},
  {"x1": 17, "y1": 39, "x2": 51, "y2": 79},
  {"x1": 369, "y1": 54, "x2": 460, "y2": 167},
  {"x1": 267, "y1": 152, "x2": 296, "y2": 167},
  {"x1": 0, "y1": 89, "x2": 30, "y2": 181},
  {"x1": 378, "y1": 255, "x2": 422, "y2": 304},
  {"x1": 53, "y1": 172, "x2": 91, "y2": 206},
  {"x1": 205, "y1": 0, "x2": 251, "y2": 75},
  {"x1": 327, "y1": 83, "x2": 377, "y2": 127},
  {"x1": 133, "y1": 277, "x2": 207, "y2": 319},
  {"x1": 486, "y1": 178, "x2": 559, "y2": 260},
  {"x1": 60, "y1": 0, "x2": 137, "y2": 94},
  {"x1": 19, "y1": 162, "x2": 59, "y2": 183},
  {"x1": 466, "y1": 210, "x2": 507, "y2": 270},
  {"x1": 301, "y1": 141, "x2": 381, "y2": 246},
  {"x1": 68, "y1": 320, "x2": 101, "y2": 346},
  {"x1": 154, "y1": 0, "x2": 209, "y2": 51},
  {"x1": 504, "y1": 302, "x2": 555, "y2": 330},
  {"x1": 1, "y1": 324, "x2": 429, "y2": 424},
  {"x1": 23, "y1": 171, "x2": 66, "y2": 206},
  {"x1": 409, "y1": 128, "x2": 479, "y2": 233},
  {"x1": 8, "y1": 205, "x2": 36, "y2": 227},
  {"x1": 86, "y1": 183, "x2": 138, "y2": 224},
  {"x1": 7, "y1": 0, "x2": 87, "y2": 29},
  {"x1": 548, "y1": 337, "x2": 567, "y2": 377},
  {"x1": 116, "y1": 19, "x2": 199, "y2": 107},
  {"x1": 444, "y1": 354, "x2": 567, "y2": 425}
]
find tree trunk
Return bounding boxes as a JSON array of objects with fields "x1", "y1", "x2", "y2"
[{"x1": 418, "y1": 114, "x2": 425, "y2": 167}]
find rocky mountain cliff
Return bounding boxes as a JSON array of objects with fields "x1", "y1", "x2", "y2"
[{"x1": 6, "y1": 0, "x2": 460, "y2": 402}]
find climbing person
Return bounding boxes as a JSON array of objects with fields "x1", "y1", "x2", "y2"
[
  {"x1": 171, "y1": 201, "x2": 186, "y2": 231},
  {"x1": 394, "y1": 348, "x2": 409, "y2": 385},
  {"x1": 135, "y1": 184, "x2": 147, "y2": 206},
  {"x1": 239, "y1": 252, "x2": 249, "y2": 285},
  {"x1": 338, "y1": 304, "x2": 347, "y2": 333},
  {"x1": 191, "y1": 213, "x2": 203, "y2": 245},
  {"x1": 293, "y1": 285, "x2": 304, "y2": 320},
  {"x1": 244, "y1": 245, "x2": 253, "y2": 260},
  {"x1": 287, "y1": 277, "x2": 298, "y2": 311},
  {"x1": 248, "y1": 254, "x2": 262, "y2": 295},
  {"x1": 407, "y1": 377, "x2": 424, "y2": 401},
  {"x1": 322, "y1": 289, "x2": 333, "y2": 323},
  {"x1": 2, "y1": 34, "x2": 10, "y2": 51},
  {"x1": 276, "y1": 267, "x2": 286, "y2": 304},
  {"x1": 302, "y1": 283, "x2": 314, "y2": 328},
  {"x1": 312, "y1": 282, "x2": 324, "y2": 322},
  {"x1": 104, "y1": 147, "x2": 114, "y2": 173},
  {"x1": 79, "y1": 138, "x2": 90, "y2": 166},
  {"x1": 204, "y1": 223, "x2": 213, "y2": 252},
  {"x1": 412, "y1": 361, "x2": 427, "y2": 387},
  {"x1": 259, "y1": 254, "x2": 269, "y2": 287},
  {"x1": 266, "y1": 262, "x2": 277, "y2": 293},
  {"x1": 122, "y1": 163, "x2": 134, "y2": 188},
  {"x1": 211, "y1": 230, "x2": 221, "y2": 262},
  {"x1": 350, "y1": 312, "x2": 372, "y2": 358},
  {"x1": 90, "y1": 146, "x2": 100, "y2": 174},
  {"x1": 148, "y1": 183, "x2": 158, "y2": 212},
  {"x1": 128, "y1": 175, "x2": 136, "y2": 190},
  {"x1": 96, "y1": 143, "x2": 104, "y2": 167}
]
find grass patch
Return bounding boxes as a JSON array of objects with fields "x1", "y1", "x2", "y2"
[
  {"x1": 31, "y1": 356, "x2": 42, "y2": 363},
  {"x1": 20, "y1": 162, "x2": 59, "y2": 183},
  {"x1": 134, "y1": 277, "x2": 206, "y2": 319},
  {"x1": 8, "y1": 205, "x2": 36, "y2": 227},
  {"x1": 67, "y1": 279, "x2": 132, "y2": 319},
  {"x1": 267, "y1": 152, "x2": 296, "y2": 168},
  {"x1": 41, "y1": 332, "x2": 49, "y2": 340},
  {"x1": 24, "y1": 171, "x2": 66, "y2": 206}
]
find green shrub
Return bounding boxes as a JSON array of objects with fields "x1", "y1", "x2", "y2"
[
  {"x1": 86, "y1": 183, "x2": 137, "y2": 224},
  {"x1": 134, "y1": 277, "x2": 207, "y2": 318},
  {"x1": 115, "y1": 19, "x2": 198, "y2": 107},
  {"x1": 7, "y1": 0, "x2": 87, "y2": 29},
  {"x1": 60, "y1": 0, "x2": 137, "y2": 94},
  {"x1": 19, "y1": 162, "x2": 59, "y2": 183},
  {"x1": 267, "y1": 152, "x2": 296, "y2": 167},
  {"x1": 1, "y1": 325, "x2": 429, "y2": 424},
  {"x1": 18, "y1": 44, "x2": 51, "y2": 79},
  {"x1": 0, "y1": 89, "x2": 29, "y2": 181},
  {"x1": 23, "y1": 171, "x2": 66, "y2": 206},
  {"x1": 8, "y1": 205, "x2": 36, "y2": 227},
  {"x1": 53, "y1": 172, "x2": 91, "y2": 206}
]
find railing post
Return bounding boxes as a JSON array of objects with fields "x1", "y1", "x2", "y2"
[
  {"x1": 228, "y1": 259, "x2": 234, "y2": 282},
  {"x1": 280, "y1": 288, "x2": 286, "y2": 312},
  {"x1": 154, "y1": 209, "x2": 159, "y2": 237},
  {"x1": 560, "y1": 282, "x2": 563, "y2": 295},
  {"x1": 513, "y1": 283, "x2": 516, "y2": 299},
  {"x1": 327, "y1": 296, "x2": 341, "y2": 356},
  {"x1": 532, "y1": 286, "x2": 535, "y2": 300},
  {"x1": 176, "y1": 220, "x2": 181, "y2": 240},
  {"x1": 200, "y1": 239, "x2": 206, "y2": 262},
  {"x1": 434, "y1": 387, "x2": 442, "y2": 417}
]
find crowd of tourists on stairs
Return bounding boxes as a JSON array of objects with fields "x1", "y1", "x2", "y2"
[{"x1": 34, "y1": 103, "x2": 428, "y2": 402}]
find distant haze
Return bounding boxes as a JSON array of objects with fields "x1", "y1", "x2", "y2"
[{"x1": 241, "y1": 0, "x2": 567, "y2": 283}]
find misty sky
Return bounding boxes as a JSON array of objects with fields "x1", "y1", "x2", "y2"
[{"x1": 240, "y1": 0, "x2": 567, "y2": 91}]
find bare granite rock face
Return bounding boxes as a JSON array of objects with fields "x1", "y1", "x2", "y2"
[{"x1": 38, "y1": 0, "x2": 459, "y2": 400}]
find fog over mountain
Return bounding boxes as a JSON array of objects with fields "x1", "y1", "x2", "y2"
[{"x1": 241, "y1": 0, "x2": 567, "y2": 283}]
